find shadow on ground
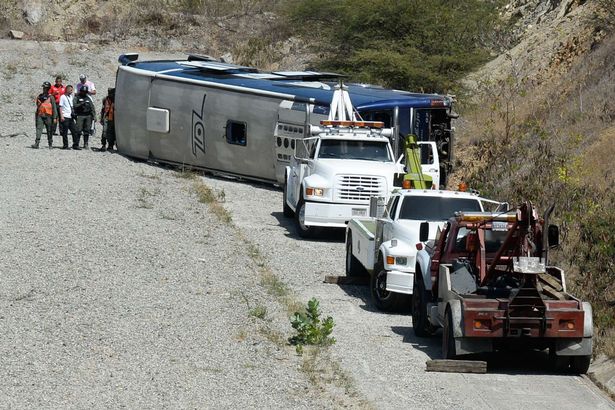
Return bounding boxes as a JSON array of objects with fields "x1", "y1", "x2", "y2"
[
  {"x1": 271, "y1": 211, "x2": 346, "y2": 242},
  {"x1": 390, "y1": 328, "x2": 579, "y2": 376}
]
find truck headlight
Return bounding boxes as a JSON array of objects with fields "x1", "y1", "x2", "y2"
[
  {"x1": 386, "y1": 256, "x2": 407, "y2": 266},
  {"x1": 306, "y1": 187, "x2": 325, "y2": 197}
]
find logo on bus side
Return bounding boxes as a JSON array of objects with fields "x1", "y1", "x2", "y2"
[{"x1": 191, "y1": 94, "x2": 206, "y2": 156}]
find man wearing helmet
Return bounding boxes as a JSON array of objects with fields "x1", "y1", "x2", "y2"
[
  {"x1": 31, "y1": 81, "x2": 58, "y2": 149},
  {"x1": 73, "y1": 85, "x2": 96, "y2": 149}
]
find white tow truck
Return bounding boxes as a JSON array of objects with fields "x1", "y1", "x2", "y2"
[
  {"x1": 283, "y1": 83, "x2": 439, "y2": 237},
  {"x1": 345, "y1": 189, "x2": 501, "y2": 311}
]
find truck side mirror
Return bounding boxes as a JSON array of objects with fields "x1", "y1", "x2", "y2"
[
  {"x1": 419, "y1": 222, "x2": 429, "y2": 242},
  {"x1": 548, "y1": 224, "x2": 559, "y2": 248},
  {"x1": 495, "y1": 202, "x2": 510, "y2": 213},
  {"x1": 293, "y1": 155, "x2": 308, "y2": 165}
]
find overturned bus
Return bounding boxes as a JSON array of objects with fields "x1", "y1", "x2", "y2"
[{"x1": 115, "y1": 53, "x2": 456, "y2": 185}]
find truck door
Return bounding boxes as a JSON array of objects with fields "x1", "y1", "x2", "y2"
[
  {"x1": 418, "y1": 141, "x2": 440, "y2": 188},
  {"x1": 381, "y1": 196, "x2": 400, "y2": 243}
]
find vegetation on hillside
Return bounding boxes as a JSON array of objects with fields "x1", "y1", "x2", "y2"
[
  {"x1": 283, "y1": 0, "x2": 503, "y2": 93},
  {"x1": 456, "y1": 30, "x2": 615, "y2": 358}
]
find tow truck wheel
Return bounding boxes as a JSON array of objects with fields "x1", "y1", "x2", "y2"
[
  {"x1": 442, "y1": 307, "x2": 457, "y2": 359},
  {"x1": 370, "y1": 263, "x2": 411, "y2": 312},
  {"x1": 282, "y1": 181, "x2": 294, "y2": 218},
  {"x1": 569, "y1": 355, "x2": 591, "y2": 374},
  {"x1": 345, "y1": 231, "x2": 367, "y2": 277},
  {"x1": 295, "y1": 197, "x2": 316, "y2": 238},
  {"x1": 412, "y1": 271, "x2": 433, "y2": 337}
]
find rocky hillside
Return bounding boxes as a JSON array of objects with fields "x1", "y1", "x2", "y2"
[
  {"x1": 456, "y1": 0, "x2": 615, "y2": 358},
  {"x1": 0, "y1": 0, "x2": 309, "y2": 70}
]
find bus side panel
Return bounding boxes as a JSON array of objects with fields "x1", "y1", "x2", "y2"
[
  {"x1": 205, "y1": 88, "x2": 280, "y2": 181},
  {"x1": 147, "y1": 80, "x2": 281, "y2": 181},
  {"x1": 147, "y1": 79, "x2": 199, "y2": 167},
  {"x1": 115, "y1": 68, "x2": 151, "y2": 159}
]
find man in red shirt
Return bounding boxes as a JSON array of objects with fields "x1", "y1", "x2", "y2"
[{"x1": 49, "y1": 76, "x2": 65, "y2": 135}]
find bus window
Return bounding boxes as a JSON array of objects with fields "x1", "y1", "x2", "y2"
[
  {"x1": 359, "y1": 110, "x2": 393, "y2": 127},
  {"x1": 226, "y1": 120, "x2": 247, "y2": 146}
]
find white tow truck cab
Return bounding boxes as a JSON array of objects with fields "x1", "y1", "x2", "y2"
[
  {"x1": 345, "y1": 189, "x2": 501, "y2": 311},
  {"x1": 283, "y1": 83, "x2": 441, "y2": 238},
  {"x1": 284, "y1": 122, "x2": 404, "y2": 237}
]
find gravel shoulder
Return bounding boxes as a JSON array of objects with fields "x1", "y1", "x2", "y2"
[{"x1": 0, "y1": 136, "x2": 345, "y2": 408}]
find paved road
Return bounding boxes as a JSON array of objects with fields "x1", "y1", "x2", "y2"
[{"x1": 202, "y1": 174, "x2": 615, "y2": 410}]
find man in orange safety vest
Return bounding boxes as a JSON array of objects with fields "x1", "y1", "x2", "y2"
[{"x1": 32, "y1": 81, "x2": 59, "y2": 149}]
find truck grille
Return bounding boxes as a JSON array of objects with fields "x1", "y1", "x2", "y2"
[{"x1": 335, "y1": 175, "x2": 386, "y2": 201}]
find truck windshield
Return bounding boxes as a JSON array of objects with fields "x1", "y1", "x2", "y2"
[
  {"x1": 399, "y1": 197, "x2": 481, "y2": 221},
  {"x1": 317, "y1": 140, "x2": 392, "y2": 162}
]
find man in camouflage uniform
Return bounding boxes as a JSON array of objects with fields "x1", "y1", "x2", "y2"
[
  {"x1": 73, "y1": 85, "x2": 96, "y2": 149},
  {"x1": 32, "y1": 81, "x2": 58, "y2": 149}
]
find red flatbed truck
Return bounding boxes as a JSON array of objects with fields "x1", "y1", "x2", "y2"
[{"x1": 413, "y1": 203, "x2": 593, "y2": 373}]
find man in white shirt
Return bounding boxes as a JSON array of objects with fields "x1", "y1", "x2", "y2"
[
  {"x1": 59, "y1": 85, "x2": 77, "y2": 150},
  {"x1": 75, "y1": 74, "x2": 96, "y2": 96}
]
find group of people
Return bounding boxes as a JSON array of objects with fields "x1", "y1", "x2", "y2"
[{"x1": 33, "y1": 74, "x2": 116, "y2": 151}]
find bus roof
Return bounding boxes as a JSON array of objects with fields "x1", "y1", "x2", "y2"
[{"x1": 120, "y1": 55, "x2": 451, "y2": 111}]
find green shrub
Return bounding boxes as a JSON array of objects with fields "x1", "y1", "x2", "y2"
[
  {"x1": 283, "y1": 0, "x2": 503, "y2": 92},
  {"x1": 289, "y1": 298, "x2": 335, "y2": 354}
]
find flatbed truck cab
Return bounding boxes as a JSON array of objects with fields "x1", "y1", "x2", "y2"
[{"x1": 345, "y1": 189, "x2": 500, "y2": 311}]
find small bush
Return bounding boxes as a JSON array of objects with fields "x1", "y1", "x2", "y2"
[
  {"x1": 249, "y1": 305, "x2": 268, "y2": 320},
  {"x1": 289, "y1": 298, "x2": 335, "y2": 354}
]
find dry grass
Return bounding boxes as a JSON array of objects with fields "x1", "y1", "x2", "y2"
[
  {"x1": 182, "y1": 177, "x2": 362, "y2": 401},
  {"x1": 299, "y1": 347, "x2": 371, "y2": 409},
  {"x1": 136, "y1": 187, "x2": 160, "y2": 209},
  {"x1": 456, "y1": 29, "x2": 615, "y2": 358},
  {"x1": 192, "y1": 179, "x2": 232, "y2": 223},
  {"x1": 137, "y1": 170, "x2": 162, "y2": 181}
]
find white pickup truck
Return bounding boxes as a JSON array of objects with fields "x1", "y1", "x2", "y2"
[
  {"x1": 345, "y1": 189, "x2": 501, "y2": 311},
  {"x1": 283, "y1": 123, "x2": 440, "y2": 238}
]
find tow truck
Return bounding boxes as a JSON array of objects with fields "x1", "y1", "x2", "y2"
[
  {"x1": 283, "y1": 83, "x2": 439, "y2": 238},
  {"x1": 413, "y1": 203, "x2": 593, "y2": 373}
]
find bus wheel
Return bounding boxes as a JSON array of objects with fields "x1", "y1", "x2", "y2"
[{"x1": 569, "y1": 355, "x2": 591, "y2": 374}]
